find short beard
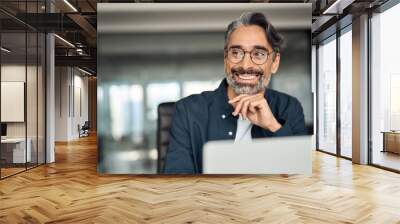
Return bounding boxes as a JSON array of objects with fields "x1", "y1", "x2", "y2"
[{"x1": 226, "y1": 67, "x2": 269, "y2": 95}]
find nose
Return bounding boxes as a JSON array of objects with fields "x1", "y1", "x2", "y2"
[{"x1": 240, "y1": 52, "x2": 254, "y2": 69}]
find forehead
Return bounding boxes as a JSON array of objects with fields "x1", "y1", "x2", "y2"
[{"x1": 228, "y1": 25, "x2": 270, "y2": 49}]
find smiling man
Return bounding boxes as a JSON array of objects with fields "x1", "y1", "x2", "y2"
[{"x1": 163, "y1": 12, "x2": 307, "y2": 174}]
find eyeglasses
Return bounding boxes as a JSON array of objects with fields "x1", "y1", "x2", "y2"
[{"x1": 225, "y1": 47, "x2": 274, "y2": 65}]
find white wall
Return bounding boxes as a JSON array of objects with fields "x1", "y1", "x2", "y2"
[
  {"x1": 55, "y1": 67, "x2": 89, "y2": 141},
  {"x1": 1, "y1": 65, "x2": 36, "y2": 138},
  {"x1": 71, "y1": 73, "x2": 89, "y2": 138},
  {"x1": 55, "y1": 66, "x2": 69, "y2": 141},
  {"x1": 1, "y1": 65, "x2": 26, "y2": 135}
]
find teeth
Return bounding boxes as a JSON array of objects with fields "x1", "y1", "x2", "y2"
[{"x1": 238, "y1": 74, "x2": 258, "y2": 80}]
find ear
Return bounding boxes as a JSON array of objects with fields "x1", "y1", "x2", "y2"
[
  {"x1": 224, "y1": 55, "x2": 230, "y2": 75},
  {"x1": 270, "y1": 53, "x2": 280, "y2": 74}
]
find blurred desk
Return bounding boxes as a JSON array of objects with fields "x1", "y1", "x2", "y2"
[
  {"x1": 381, "y1": 131, "x2": 400, "y2": 154},
  {"x1": 1, "y1": 138, "x2": 31, "y2": 163}
]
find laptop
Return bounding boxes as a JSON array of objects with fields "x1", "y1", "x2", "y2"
[{"x1": 202, "y1": 136, "x2": 312, "y2": 175}]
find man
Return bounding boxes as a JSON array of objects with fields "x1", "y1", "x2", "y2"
[{"x1": 163, "y1": 12, "x2": 307, "y2": 174}]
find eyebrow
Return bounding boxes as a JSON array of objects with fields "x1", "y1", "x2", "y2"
[
  {"x1": 253, "y1": 45, "x2": 269, "y2": 51},
  {"x1": 229, "y1": 45, "x2": 269, "y2": 51}
]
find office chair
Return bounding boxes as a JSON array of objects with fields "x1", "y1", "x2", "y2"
[
  {"x1": 156, "y1": 102, "x2": 176, "y2": 173},
  {"x1": 79, "y1": 121, "x2": 90, "y2": 138}
]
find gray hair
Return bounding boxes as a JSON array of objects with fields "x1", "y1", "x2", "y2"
[{"x1": 224, "y1": 12, "x2": 284, "y2": 53}]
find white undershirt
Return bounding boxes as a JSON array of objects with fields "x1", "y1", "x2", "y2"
[{"x1": 234, "y1": 116, "x2": 253, "y2": 143}]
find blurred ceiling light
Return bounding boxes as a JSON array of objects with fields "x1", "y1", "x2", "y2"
[
  {"x1": 323, "y1": 0, "x2": 354, "y2": 15},
  {"x1": 63, "y1": 0, "x2": 78, "y2": 12},
  {"x1": 323, "y1": 0, "x2": 341, "y2": 14},
  {"x1": 54, "y1": 34, "x2": 75, "y2": 48},
  {"x1": 1, "y1": 47, "x2": 11, "y2": 53},
  {"x1": 78, "y1": 67, "x2": 92, "y2": 76}
]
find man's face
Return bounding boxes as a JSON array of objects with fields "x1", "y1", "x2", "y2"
[{"x1": 224, "y1": 25, "x2": 280, "y2": 95}]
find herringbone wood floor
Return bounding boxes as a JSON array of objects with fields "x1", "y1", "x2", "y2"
[{"x1": 1, "y1": 134, "x2": 400, "y2": 224}]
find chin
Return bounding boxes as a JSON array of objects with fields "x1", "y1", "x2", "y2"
[
  {"x1": 226, "y1": 74, "x2": 267, "y2": 95},
  {"x1": 233, "y1": 85, "x2": 264, "y2": 95}
]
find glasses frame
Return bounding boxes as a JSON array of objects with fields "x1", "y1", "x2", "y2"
[{"x1": 224, "y1": 46, "x2": 275, "y2": 65}]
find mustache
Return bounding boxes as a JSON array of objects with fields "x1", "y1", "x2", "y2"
[{"x1": 231, "y1": 67, "x2": 264, "y2": 77}]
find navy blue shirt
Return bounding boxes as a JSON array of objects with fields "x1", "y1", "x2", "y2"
[{"x1": 163, "y1": 78, "x2": 307, "y2": 174}]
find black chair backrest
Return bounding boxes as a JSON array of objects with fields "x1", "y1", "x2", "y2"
[
  {"x1": 82, "y1": 121, "x2": 90, "y2": 129},
  {"x1": 156, "y1": 102, "x2": 176, "y2": 173}
]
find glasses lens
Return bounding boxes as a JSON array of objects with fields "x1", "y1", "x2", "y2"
[
  {"x1": 228, "y1": 48, "x2": 244, "y2": 63},
  {"x1": 251, "y1": 49, "x2": 268, "y2": 64}
]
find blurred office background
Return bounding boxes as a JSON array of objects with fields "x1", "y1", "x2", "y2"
[{"x1": 97, "y1": 3, "x2": 312, "y2": 174}]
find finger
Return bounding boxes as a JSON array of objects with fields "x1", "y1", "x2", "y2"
[
  {"x1": 233, "y1": 95, "x2": 256, "y2": 116},
  {"x1": 241, "y1": 100, "x2": 251, "y2": 120},
  {"x1": 228, "y1": 94, "x2": 248, "y2": 104},
  {"x1": 251, "y1": 99, "x2": 268, "y2": 110},
  {"x1": 247, "y1": 96, "x2": 265, "y2": 115},
  {"x1": 233, "y1": 98, "x2": 244, "y2": 116},
  {"x1": 251, "y1": 93, "x2": 265, "y2": 102},
  {"x1": 230, "y1": 93, "x2": 263, "y2": 104},
  {"x1": 248, "y1": 101, "x2": 256, "y2": 113}
]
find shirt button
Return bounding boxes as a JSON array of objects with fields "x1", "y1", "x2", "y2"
[
  {"x1": 221, "y1": 114, "x2": 226, "y2": 119},
  {"x1": 228, "y1": 131, "x2": 233, "y2": 136}
]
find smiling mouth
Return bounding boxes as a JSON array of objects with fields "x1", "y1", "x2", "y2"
[{"x1": 234, "y1": 73, "x2": 260, "y2": 81}]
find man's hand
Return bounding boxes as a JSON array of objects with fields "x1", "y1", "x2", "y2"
[{"x1": 228, "y1": 93, "x2": 282, "y2": 132}]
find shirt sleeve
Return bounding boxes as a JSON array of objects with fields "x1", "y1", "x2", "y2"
[{"x1": 163, "y1": 101, "x2": 196, "y2": 174}]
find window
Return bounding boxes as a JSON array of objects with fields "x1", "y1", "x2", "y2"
[
  {"x1": 370, "y1": 2, "x2": 400, "y2": 171},
  {"x1": 318, "y1": 37, "x2": 337, "y2": 154},
  {"x1": 339, "y1": 29, "x2": 352, "y2": 158},
  {"x1": 182, "y1": 81, "x2": 220, "y2": 97},
  {"x1": 109, "y1": 85, "x2": 144, "y2": 142},
  {"x1": 146, "y1": 82, "x2": 180, "y2": 121}
]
